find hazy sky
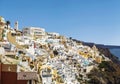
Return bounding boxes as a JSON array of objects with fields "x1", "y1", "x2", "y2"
[{"x1": 0, "y1": 0, "x2": 120, "y2": 45}]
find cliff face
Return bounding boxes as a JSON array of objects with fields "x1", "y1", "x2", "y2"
[
  {"x1": 82, "y1": 42, "x2": 120, "y2": 64},
  {"x1": 70, "y1": 39, "x2": 120, "y2": 84},
  {"x1": 97, "y1": 47, "x2": 120, "y2": 64},
  {"x1": 84, "y1": 44, "x2": 120, "y2": 84},
  {"x1": 87, "y1": 61, "x2": 120, "y2": 84}
]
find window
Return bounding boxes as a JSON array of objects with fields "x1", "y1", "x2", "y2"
[{"x1": 34, "y1": 32, "x2": 42, "y2": 35}]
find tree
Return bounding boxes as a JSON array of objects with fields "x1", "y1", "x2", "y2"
[
  {"x1": 6, "y1": 20, "x2": 10, "y2": 29},
  {"x1": 69, "y1": 37, "x2": 72, "y2": 40}
]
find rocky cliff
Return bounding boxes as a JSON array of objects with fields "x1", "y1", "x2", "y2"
[{"x1": 82, "y1": 42, "x2": 120, "y2": 84}]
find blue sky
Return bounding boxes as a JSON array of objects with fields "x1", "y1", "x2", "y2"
[{"x1": 0, "y1": 0, "x2": 120, "y2": 45}]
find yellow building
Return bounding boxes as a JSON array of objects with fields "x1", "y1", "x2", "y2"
[{"x1": 95, "y1": 56, "x2": 102, "y2": 63}]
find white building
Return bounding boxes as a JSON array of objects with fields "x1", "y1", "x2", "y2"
[
  {"x1": 0, "y1": 45, "x2": 5, "y2": 56},
  {"x1": 0, "y1": 16, "x2": 6, "y2": 29},
  {"x1": 22, "y1": 27, "x2": 45, "y2": 39},
  {"x1": 41, "y1": 68, "x2": 52, "y2": 84},
  {"x1": 48, "y1": 32, "x2": 59, "y2": 36}
]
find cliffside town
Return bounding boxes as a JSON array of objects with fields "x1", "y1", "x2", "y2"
[{"x1": 0, "y1": 16, "x2": 120, "y2": 84}]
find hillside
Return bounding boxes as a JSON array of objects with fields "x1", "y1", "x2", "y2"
[{"x1": 0, "y1": 17, "x2": 120, "y2": 84}]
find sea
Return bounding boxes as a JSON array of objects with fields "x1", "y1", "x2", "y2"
[{"x1": 110, "y1": 49, "x2": 120, "y2": 59}]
